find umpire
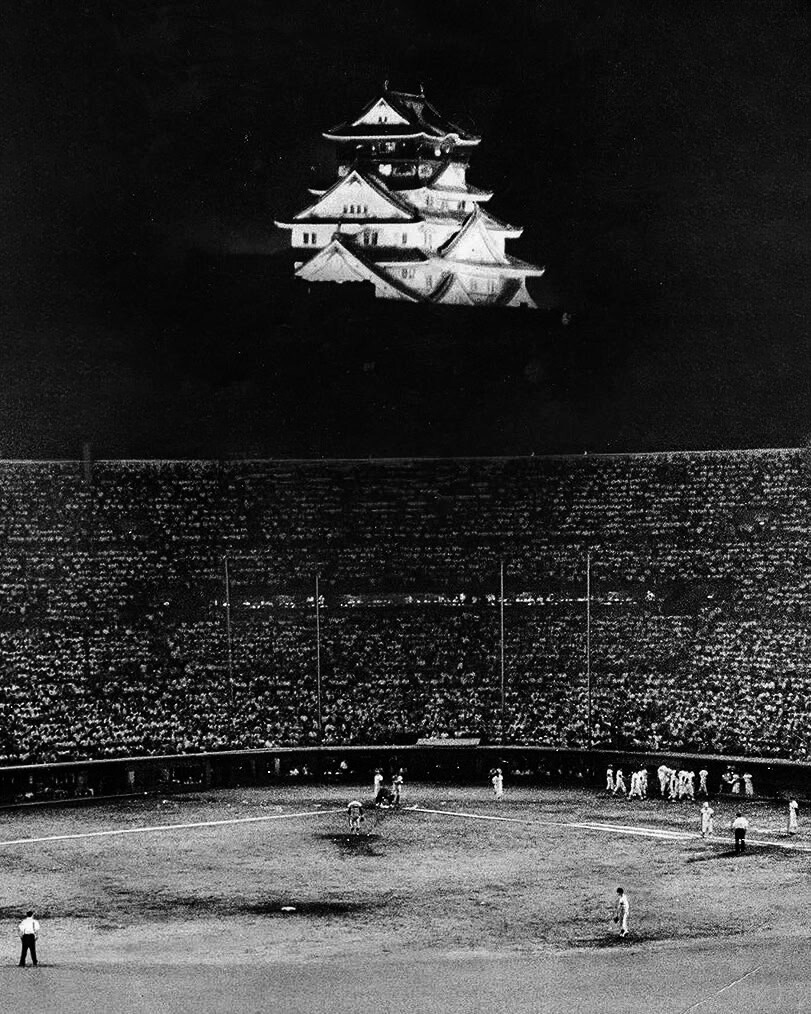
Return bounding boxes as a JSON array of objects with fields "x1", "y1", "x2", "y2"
[
  {"x1": 731, "y1": 812, "x2": 749, "y2": 853},
  {"x1": 18, "y1": 910, "x2": 40, "y2": 967}
]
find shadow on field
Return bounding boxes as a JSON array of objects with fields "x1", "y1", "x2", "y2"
[
  {"x1": 246, "y1": 898, "x2": 384, "y2": 917},
  {"x1": 568, "y1": 934, "x2": 650, "y2": 949},
  {"x1": 91, "y1": 892, "x2": 387, "y2": 921},
  {"x1": 686, "y1": 849, "x2": 740, "y2": 863},
  {"x1": 687, "y1": 845, "x2": 794, "y2": 864},
  {"x1": 317, "y1": 832, "x2": 386, "y2": 856}
]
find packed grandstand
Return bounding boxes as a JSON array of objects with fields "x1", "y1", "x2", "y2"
[{"x1": 0, "y1": 450, "x2": 808, "y2": 766}]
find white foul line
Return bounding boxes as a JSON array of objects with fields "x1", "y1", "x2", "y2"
[
  {"x1": 0, "y1": 807, "x2": 343, "y2": 848},
  {"x1": 677, "y1": 965, "x2": 761, "y2": 1014},
  {"x1": 409, "y1": 806, "x2": 811, "y2": 852}
]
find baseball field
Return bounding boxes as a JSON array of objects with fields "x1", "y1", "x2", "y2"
[{"x1": 2, "y1": 783, "x2": 808, "y2": 1013}]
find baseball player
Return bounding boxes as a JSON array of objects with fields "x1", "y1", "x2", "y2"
[
  {"x1": 614, "y1": 888, "x2": 629, "y2": 937},
  {"x1": 700, "y1": 801, "x2": 714, "y2": 838},
  {"x1": 787, "y1": 798, "x2": 799, "y2": 835},
  {"x1": 347, "y1": 799, "x2": 365, "y2": 834}
]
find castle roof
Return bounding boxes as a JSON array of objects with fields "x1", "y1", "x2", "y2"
[
  {"x1": 437, "y1": 206, "x2": 508, "y2": 263},
  {"x1": 275, "y1": 169, "x2": 420, "y2": 226},
  {"x1": 324, "y1": 89, "x2": 480, "y2": 145},
  {"x1": 295, "y1": 237, "x2": 419, "y2": 301}
]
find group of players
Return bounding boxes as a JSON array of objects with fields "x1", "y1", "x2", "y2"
[
  {"x1": 347, "y1": 768, "x2": 405, "y2": 834},
  {"x1": 345, "y1": 763, "x2": 801, "y2": 840},
  {"x1": 606, "y1": 763, "x2": 716, "y2": 800},
  {"x1": 606, "y1": 762, "x2": 800, "y2": 838},
  {"x1": 606, "y1": 763, "x2": 760, "y2": 801}
]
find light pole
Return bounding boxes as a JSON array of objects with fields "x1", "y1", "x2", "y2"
[
  {"x1": 586, "y1": 550, "x2": 592, "y2": 749},
  {"x1": 223, "y1": 556, "x2": 235, "y2": 737},
  {"x1": 315, "y1": 573, "x2": 323, "y2": 741},
  {"x1": 500, "y1": 559, "x2": 506, "y2": 741}
]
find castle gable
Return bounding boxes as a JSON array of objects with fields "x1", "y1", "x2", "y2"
[
  {"x1": 439, "y1": 210, "x2": 506, "y2": 264},
  {"x1": 293, "y1": 170, "x2": 416, "y2": 222},
  {"x1": 296, "y1": 239, "x2": 418, "y2": 301},
  {"x1": 352, "y1": 97, "x2": 411, "y2": 128}
]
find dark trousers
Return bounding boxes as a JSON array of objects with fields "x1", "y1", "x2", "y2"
[
  {"x1": 734, "y1": 829, "x2": 746, "y2": 853},
  {"x1": 19, "y1": 934, "x2": 37, "y2": 966}
]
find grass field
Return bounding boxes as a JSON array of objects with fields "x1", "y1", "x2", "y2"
[{"x1": 1, "y1": 784, "x2": 809, "y2": 1013}]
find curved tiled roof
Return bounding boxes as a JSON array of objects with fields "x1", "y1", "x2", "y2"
[{"x1": 325, "y1": 89, "x2": 480, "y2": 143}]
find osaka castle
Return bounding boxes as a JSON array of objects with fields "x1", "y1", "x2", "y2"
[{"x1": 274, "y1": 85, "x2": 545, "y2": 308}]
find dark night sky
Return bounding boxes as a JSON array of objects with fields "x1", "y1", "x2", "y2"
[{"x1": 2, "y1": 0, "x2": 808, "y2": 458}]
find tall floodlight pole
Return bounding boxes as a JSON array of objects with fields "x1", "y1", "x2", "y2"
[
  {"x1": 500, "y1": 559, "x2": 506, "y2": 741},
  {"x1": 223, "y1": 556, "x2": 235, "y2": 735},
  {"x1": 315, "y1": 574, "x2": 323, "y2": 741},
  {"x1": 586, "y1": 550, "x2": 592, "y2": 749}
]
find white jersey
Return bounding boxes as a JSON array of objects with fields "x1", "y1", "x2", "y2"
[{"x1": 19, "y1": 917, "x2": 40, "y2": 938}]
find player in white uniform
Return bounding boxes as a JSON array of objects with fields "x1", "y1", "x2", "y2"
[
  {"x1": 614, "y1": 887, "x2": 629, "y2": 937},
  {"x1": 657, "y1": 764, "x2": 670, "y2": 797},
  {"x1": 698, "y1": 768, "x2": 709, "y2": 797},
  {"x1": 606, "y1": 766, "x2": 614, "y2": 792},
  {"x1": 392, "y1": 771, "x2": 403, "y2": 806},
  {"x1": 347, "y1": 800, "x2": 365, "y2": 835},
  {"x1": 373, "y1": 769, "x2": 384, "y2": 798},
  {"x1": 787, "y1": 799, "x2": 799, "y2": 835},
  {"x1": 612, "y1": 769, "x2": 626, "y2": 795},
  {"x1": 742, "y1": 772, "x2": 754, "y2": 797},
  {"x1": 492, "y1": 768, "x2": 504, "y2": 799},
  {"x1": 684, "y1": 770, "x2": 696, "y2": 800},
  {"x1": 700, "y1": 801, "x2": 714, "y2": 838}
]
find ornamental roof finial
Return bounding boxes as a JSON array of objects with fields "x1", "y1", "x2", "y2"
[
  {"x1": 384, "y1": 78, "x2": 389, "y2": 92},
  {"x1": 419, "y1": 81, "x2": 425, "y2": 96}
]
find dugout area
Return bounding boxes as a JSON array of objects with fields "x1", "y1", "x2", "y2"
[{"x1": 2, "y1": 782, "x2": 809, "y2": 1013}]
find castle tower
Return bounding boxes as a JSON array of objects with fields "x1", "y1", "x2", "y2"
[{"x1": 275, "y1": 86, "x2": 544, "y2": 308}]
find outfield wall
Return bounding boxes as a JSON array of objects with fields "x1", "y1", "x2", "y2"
[
  {"x1": 0, "y1": 745, "x2": 808, "y2": 808},
  {"x1": 0, "y1": 451, "x2": 808, "y2": 764}
]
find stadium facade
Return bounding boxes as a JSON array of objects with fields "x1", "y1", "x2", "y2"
[
  {"x1": 0, "y1": 450, "x2": 808, "y2": 765},
  {"x1": 274, "y1": 86, "x2": 545, "y2": 307}
]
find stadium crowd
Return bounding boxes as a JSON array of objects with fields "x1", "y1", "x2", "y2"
[{"x1": 0, "y1": 451, "x2": 808, "y2": 764}]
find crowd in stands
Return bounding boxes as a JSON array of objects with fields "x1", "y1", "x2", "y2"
[{"x1": 0, "y1": 451, "x2": 808, "y2": 765}]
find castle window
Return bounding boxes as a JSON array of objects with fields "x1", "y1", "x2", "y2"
[
  {"x1": 362, "y1": 231, "x2": 379, "y2": 246},
  {"x1": 401, "y1": 232, "x2": 408, "y2": 245},
  {"x1": 302, "y1": 233, "x2": 309, "y2": 245},
  {"x1": 459, "y1": 201, "x2": 466, "y2": 211}
]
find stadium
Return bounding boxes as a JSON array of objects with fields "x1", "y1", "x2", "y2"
[{"x1": 2, "y1": 450, "x2": 809, "y2": 1012}]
